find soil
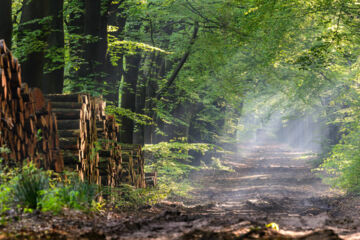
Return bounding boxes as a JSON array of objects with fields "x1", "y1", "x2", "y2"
[{"x1": 2, "y1": 144, "x2": 360, "y2": 239}]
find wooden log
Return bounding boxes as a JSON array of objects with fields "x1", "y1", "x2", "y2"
[
  {"x1": 51, "y1": 102, "x2": 83, "y2": 109},
  {"x1": 63, "y1": 150, "x2": 79, "y2": 165},
  {"x1": 57, "y1": 129, "x2": 80, "y2": 138},
  {"x1": 30, "y1": 88, "x2": 45, "y2": 112},
  {"x1": 59, "y1": 137, "x2": 78, "y2": 150},
  {"x1": 0, "y1": 41, "x2": 63, "y2": 171},
  {"x1": 52, "y1": 108, "x2": 81, "y2": 119},
  {"x1": 57, "y1": 119, "x2": 80, "y2": 129},
  {"x1": 45, "y1": 94, "x2": 81, "y2": 102}
]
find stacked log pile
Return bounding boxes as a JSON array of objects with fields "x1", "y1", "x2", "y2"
[
  {"x1": 0, "y1": 40, "x2": 63, "y2": 171},
  {"x1": 145, "y1": 172, "x2": 157, "y2": 187},
  {"x1": 0, "y1": 39, "x2": 145, "y2": 188},
  {"x1": 118, "y1": 144, "x2": 145, "y2": 188},
  {"x1": 45, "y1": 93, "x2": 100, "y2": 184},
  {"x1": 46, "y1": 94, "x2": 146, "y2": 188},
  {"x1": 95, "y1": 102, "x2": 145, "y2": 188}
]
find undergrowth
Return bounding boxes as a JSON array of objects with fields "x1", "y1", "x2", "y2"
[
  {"x1": 318, "y1": 124, "x2": 360, "y2": 193},
  {"x1": 0, "y1": 140, "x2": 231, "y2": 219},
  {"x1": 104, "y1": 184, "x2": 167, "y2": 210},
  {"x1": 143, "y1": 141, "x2": 231, "y2": 199},
  {"x1": 0, "y1": 162, "x2": 99, "y2": 219}
]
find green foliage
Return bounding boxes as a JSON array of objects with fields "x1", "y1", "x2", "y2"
[
  {"x1": 12, "y1": 163, "x2": 50, "y2": 209},
  {"x1": 0, "y1": 163, "x2": 98, "y2": 215},
  {"x1": 106, "y1": 104, "x2": 153, "y2": 126},
  {"x1": 0, "y1": 183, "x2": 12, "y2": 215},
  {"x1": 144, "y1": 141, "x2": 218, "y2": 196},
  {"x1": 8, "y1": 0, "x2": 360, "y2": 194},
  {"x1": 108, "y1": 184, "x2": 166, "y2": 209},
  {"x1": 39, "y1": 173, "x2": 97, "y2": 213},
  {"x1": 319, "y1": 124, "x2": 360, "y2": 193}
]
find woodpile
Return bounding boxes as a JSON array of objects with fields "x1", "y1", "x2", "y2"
[
  {"x1": 0, "y1": 39, "x2": 145, "y2": 188},
  {"x1": 0, "y1": 40, "x2": 63, "y2": 171},
  {"x1": 95, "y1": 103, "x2": 145, "y2": 188},
  {"x1": 145, "y1": 172, "x2": 157, "y2": 187},
  {"x1": 45, "y1": 94, "x2": 146, "y2": 188},
  {"x1": 45, "y1": 93, "x2": 99, "y2": 184}
]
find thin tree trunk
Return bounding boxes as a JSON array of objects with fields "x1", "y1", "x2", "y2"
[
  {"x1": 104, "y1": 1, "x2": 127, "y2": 105},
  {"x1": 0, "y1": 0, "x2": 12, "y2": 49},
  {"x1": 120, "y1": 52, "x2": 142, "y2": 143},
  {"x1": 133, "y1": 55, "x2": 148, "y2": 145},
  {"x1": 67, "y1": 0, "x2": 85, "y2": 91},
  {"x1": 155, "y1": 22, "x2": 199, "y2": 100},
  {"x1": 143, "y1": 53, "x2": 163, "y2": 144}
]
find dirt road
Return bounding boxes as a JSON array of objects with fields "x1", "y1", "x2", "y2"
[
  {"x1": 187, "y1": 144, "x2": 360, "y2": 239},
  {"x1": 2, "y1": 144, "x2": 360, "y2": 239}
]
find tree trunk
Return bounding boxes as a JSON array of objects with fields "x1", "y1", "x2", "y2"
[
  {"x1": 103, "y1": 1, "x2": 127, "y2": 105},
  {"x1": 120, "y1": 52, "x2": 142, "y2": 143},
  {"x1": 0, "y1": 0, "x2": 12, "y2": 49},
  {"x1": 67, "y1": 0, "x2": 85, "y2": 90},
  {"x1": 84, "y1": 0, "x2": 101, "y2": 72},
  {"x1": 143, "y1": 53, "x2": 163, "y2": 144},
  {"x1": 67, "y1": 0, "x2": 111, "y2": 94},
  {"x1": 43, "y1": 0, "x2": 65, "y2": 94},
  {"x1": 80, "y1": 0, "x2": 110, "y2": 90},
  {"x1": 19, "y1": 0, "x2": 49, "y2": 89},
  {"x1": 133, "y1": 55, "x2": 148, "y2": 145}
]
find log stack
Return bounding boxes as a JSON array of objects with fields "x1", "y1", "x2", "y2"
[
  {"x1": 45, "y1": 94, "x2": 146, "y2": 188},
  {"x1": 45, "y1": 93, "x2": 100, "y2": 184},
  {"x1": 118, "y1": 144, "x2": 145, "y2": 188},
  {"x1": 0, "y1": 40, "x2": 63, "y2": 171},
  {"x1": 145, "y1": 172, "x2": 157, "y2": 187},
  {"x1": 0, "y1": 39, "x2": 145, "y2": 188},
  {"x1": 96, "y1": 104, "x2": 145, "y2": 188}
]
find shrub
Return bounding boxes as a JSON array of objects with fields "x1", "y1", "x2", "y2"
[
  {"x1": 38, "y1": 173, "x2": 98, "y2": 213},
  {"x1": 143, "y1": 141, "x2": 222, "y2": 198},
  {"x1": 320, "y1": 124, "x2": 360, "y2": 193},
  {"x1": 12, "y1": 163, "x2": 49, "y2": 209},
  {"x1": 0, "y1": 162, "x2": 99, "y2": 214},
  {"x1": 108, "y1": 184, "x2": 166, "y2": 209}
]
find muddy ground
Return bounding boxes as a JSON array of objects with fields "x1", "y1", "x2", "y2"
[{"x1": 2, "y1": 144, "x2": 360, "y2": 239}]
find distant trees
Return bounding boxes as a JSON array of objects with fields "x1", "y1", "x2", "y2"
[{"x1": 3, "y1": 0, "x2": 360, "y2": 173}]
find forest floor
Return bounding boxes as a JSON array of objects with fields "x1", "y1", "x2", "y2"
[{"x1": 2, "y1": 144, "x2": 360, "y2": 239}]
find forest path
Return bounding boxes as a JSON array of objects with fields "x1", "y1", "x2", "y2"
[
  {"x1": 184, "y1": 143, "x2": 360, "y2": 239},
  {"x1": 3, "y1": 144, "x2": 360, "y2": 239},
  {"x1": 190, "y1": 144, "x2": 333, "y2": 223}
]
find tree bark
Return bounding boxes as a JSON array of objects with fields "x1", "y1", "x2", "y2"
[
  {"x1": 81, "y1": 0, "x2": 110, "y2": 87},
  {"x1": 43, "y1": 0, "x2": 65, "y2": 94},
  {"x1": 68, "y1": 0, "x2": 111, "y2": 94},
  {"x1": 83, "y1": 0, "x2": 102, "y2": 74},
  {"x1": 19, "y1": 0, "x2": 49, "y2": 89},
  {"x1": 103, "y1": 1, "x2": 127, "y2": 105},
  {"x1": 0, "y1": 0, "x2": 12, "y2": 49},
  {"x1": 143, "y1": 53, "x2": 163, "y2": 144},
  {"x1": 120, "y1": 52, "x2": 142, "y2": 144},
  {"x1": 67, "y1": 0, "x2": 85, "y2": 90},
  {"x1": 155, "y1": 22, "x2": 199, "y2": 100}
]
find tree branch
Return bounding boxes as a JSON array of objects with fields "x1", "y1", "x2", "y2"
[{"x1": 156, "y1": 22, "x2": 199, "y2": 100}]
